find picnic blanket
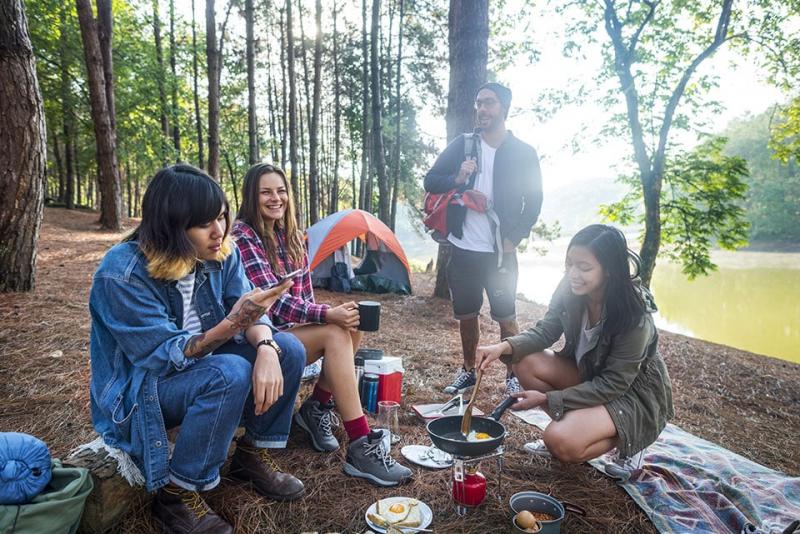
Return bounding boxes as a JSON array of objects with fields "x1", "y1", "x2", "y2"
[{"x1": 510, "y1": 409, "x2": 800, "y2": 534}]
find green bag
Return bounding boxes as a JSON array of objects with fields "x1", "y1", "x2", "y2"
[{"x1": 0, "y1": 460, "x2": 93, "y2": 534}]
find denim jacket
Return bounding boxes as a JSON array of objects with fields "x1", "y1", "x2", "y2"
[{"x1": 88, "y1": 241, "x2": 273, "y2": 491}]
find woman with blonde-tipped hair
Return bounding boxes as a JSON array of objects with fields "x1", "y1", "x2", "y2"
[{"x1": 88, "y1": 164, "x2": 308, "y2": 533}]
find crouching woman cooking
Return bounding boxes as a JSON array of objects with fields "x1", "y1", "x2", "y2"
[
  {"x1": 477, "y1": 224, "x2": 674, "y2": 480},
  {"x1": 88, "y1": 164, "x2": 307, "y2": 533}
]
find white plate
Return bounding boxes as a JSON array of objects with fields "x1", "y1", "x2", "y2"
[
  {"x1": 401, "y1": 445, "x2": 453, "y2": 469},
  {"x1": 365, "y1": 497, "x2": 433, "y2": 533}
]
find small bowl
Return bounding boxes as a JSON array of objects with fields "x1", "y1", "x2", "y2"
[{"x1": 512, "y1": 513, "x2": 542, "y2": 533}]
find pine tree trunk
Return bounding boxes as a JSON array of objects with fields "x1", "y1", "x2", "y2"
[
  {"x1": 308, "y1": 0, "x2": 322, "y2": 224},
  {"x1": 1, "y1": 0, "x2": 47, "y2": 292},
  {"x1": 96, "y1": 0, "x2": 115, "y2": 130},
  {"x1": 206, "y1": 0, "x2": 220, "y2": 180},
  {"x1": 370, "y1": 0, "x2": 390, "y2": 224},
  {"x1": 168, "y1": 0, "x2": 181, "y2": 159},
  {"x1": 245, "y1": 0, "x2": 258, "y2": 164},
  {"x1": 60, "y1": 3, "x2": 75, "y2": 209},
  {"x1": 286, "y1": 0, "x2": 300, "y2": 220},
  {"x1": 153, "y1": 0, "x2": 169, "y2": 164},
  {"x1": 76, "y1": 0, "x2": 123, "y2": 230},
  {"x1": 359, "y1": 0, "x2": 369, "y2": 222},
  {"x1": 331, "y1": 1, "x2": 341, "y2": 214},
  {"x1": 279, "y1": 8, "x2": 288, "y2": 170},
  {"x1": 191, "y1": 0, "x2": 204, "y2": 168},
  {"x1": 434, "y1": 0, "x2": 488, "y2": 298},
  {"x1": 390, "y1": 0, "x2": 404, "y2": 231}
]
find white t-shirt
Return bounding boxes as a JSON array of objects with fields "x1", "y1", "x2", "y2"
[
  {"x1": 575, "y1": 309, "x2": 603, "y2": 367},
  {"x1": 176, "y1": 271, "x2": 203, "y2": 334},
  {"x1": 448, "y1": 141, "x2": 497, "y2": 252}
]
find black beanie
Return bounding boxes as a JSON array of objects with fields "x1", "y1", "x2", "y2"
[{"x1": 476, "y1": 82, "x2": 512, "y2": 117}]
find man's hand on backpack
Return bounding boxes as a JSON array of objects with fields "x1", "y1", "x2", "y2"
[{"x1": 456, "y1": 157, "x2": 477, "y2": 184}]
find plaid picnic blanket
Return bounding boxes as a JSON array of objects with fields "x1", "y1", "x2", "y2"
[{"x1": 510, "y1": 410, "x2": 800, "y2": 533}]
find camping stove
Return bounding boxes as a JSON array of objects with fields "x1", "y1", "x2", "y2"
[{"x1": 450, "y1": 447, "x2": 504, "y2": 516}]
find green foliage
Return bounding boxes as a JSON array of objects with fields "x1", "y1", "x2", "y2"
[
  {"x1": 725, "y1": 108, "x2": 800, "y2": 242},
  {"x1": 602, "y1": 137, "x2": 750, "y2": 279},
  {"x1": 770, "y1": 96, "x2": 800, "y2": 165}
]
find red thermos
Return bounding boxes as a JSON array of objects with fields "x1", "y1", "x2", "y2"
[{"x1": 452, "y1": 467, "x2": 486, "y2": 507}]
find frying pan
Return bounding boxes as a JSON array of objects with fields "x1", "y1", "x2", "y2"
[{"x1": 426, "y1": 396, "x2": 516, "y2": 457}]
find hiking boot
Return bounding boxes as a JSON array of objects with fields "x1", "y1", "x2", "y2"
[
  {"x1": 294, "y1": 398, "x2": 340, "y2": 452},
  {"x1": 151, "y1": 486, "x2": 233, "y2": 534},
  {"x1": 522, "y1": 439, "x2": 552, "y2": 458},
  {"x1": 301, "y1": 359, "x2": 323, "y2": 382},
  {"x1": 604, "y1": 449, "x2": 645, "y2": 482},
  {"x1": 443, "y1": 367, "x2": 476, "y2": 395},
  {"x1": 229, "y1": 442, "x2": 305, "y2": 501},
  {"x1": 505, "y1": 374, "x2": 523, "y2": 395},
  {"x1": 344, "y1": 429, "x2": 413, "y2": 487}
]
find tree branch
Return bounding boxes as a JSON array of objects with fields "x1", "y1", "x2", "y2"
[
  {"x1": 653, "y1": 0, "x2": 734, "y2": 179},
  {"x1": 627, "y1": 0, "x2": 658, "y2": 60}
]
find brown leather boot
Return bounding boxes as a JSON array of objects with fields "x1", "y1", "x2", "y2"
[
  {"x1": 151, "y1": 485, "x2": 233, "y2": 534},
  {"x1": 229, "y1": 443, "x2": 305, "y2": 501}
]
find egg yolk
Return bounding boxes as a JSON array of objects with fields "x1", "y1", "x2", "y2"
[
  {"x1": 475, "y1": 432, "x2": 491, "y2": 440},
  {"x1": 389, "y1": 503, "x2": 405, "y2": 514}
]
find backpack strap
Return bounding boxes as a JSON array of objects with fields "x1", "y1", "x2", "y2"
[{"x1": 462, "y1": 133, "x2": 481, "y2": 190}]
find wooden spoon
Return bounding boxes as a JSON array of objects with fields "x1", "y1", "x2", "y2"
[{"x1": 460, "y1": 367, "x2": 484, "y2": 437}]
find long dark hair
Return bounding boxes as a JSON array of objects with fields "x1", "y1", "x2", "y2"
[
  {"x1": 237, "y1": 163, "x2": 304, "y2": 273},
  {"x1": 567, "y1": 224, "x2": 646, "y2": 335},
  {"x1": 125, "y1": 164, "x2": 231, "y2": 279}
]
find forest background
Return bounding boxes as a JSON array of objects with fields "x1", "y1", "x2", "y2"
[{"x1": 1, "y1": 0, "x2": 799, "y2": 294}]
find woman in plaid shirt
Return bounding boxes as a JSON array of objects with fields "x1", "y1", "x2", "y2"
[{"x1": 232, "y1": 163, "x2": 412, "y2": 487}]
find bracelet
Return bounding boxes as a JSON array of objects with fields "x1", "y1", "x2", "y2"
[{"x1": 256, "y1": 338, "x2": 282, "y2": 359}]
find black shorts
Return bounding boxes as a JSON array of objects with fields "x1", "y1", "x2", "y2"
[{"x1": 446, "y1": 246, "x2": 518, "y2": 321}]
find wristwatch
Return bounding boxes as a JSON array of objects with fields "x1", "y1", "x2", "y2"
[{"x1": 256, "y1": 338, "x2": 282, "y2": 359}]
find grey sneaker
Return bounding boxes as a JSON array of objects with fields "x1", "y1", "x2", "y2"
[
  {"x1": 344, "y1": 429, "x2": 413, "y2": 487},
  {"x1": 523, "y1": 439, "x2": 552, "y2": 458},
  {"x1": 294, "y1": 399, "x2": 340, "y2": 452},
  {"x1": 443, "y1": 367, "x2": 476, "y2": 394},
  {"x1": 505, "y1": 374, "x2": 523, "y2": 395},
  {"x1": 604, "y1": 449, "x2": 645, "y2": 481}
]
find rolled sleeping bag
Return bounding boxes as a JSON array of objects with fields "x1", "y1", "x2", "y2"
[{"x1": 0, "y1": 432, "x2": 53, "y2": 505}]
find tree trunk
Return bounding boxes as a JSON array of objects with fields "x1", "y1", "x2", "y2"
[
  {"x1": 169, "y1": 0, "x2": 181, "y2": 159},
  {"x1": 434, "y1": 0, "x2": 488, "y2": 298},
  {"x1": 152, "y1": 0, "x2": 169, "y2": 164},
  {"x1": 331, "y1": 0, "x2": 340, "y2": 214},
  {"x1": 286, "y1": 0, "x2": 300, "y2": 220},
  {"x1": 96, "y1": 0, "x2": 115, "y2": 130},
  {"x1": 370, "y1": 0, "x2": 390, "y2": 224},
  {"x1": 0, "y1": 0, "x2": 46, "y2": 291},
  {"x1": 279, "y1": 8, "x2": 288, "y2": 170},
  {"x1": 60, "y1": 2, "x2": 75, "y2": 210},
  {"x1": 206, "y1": 0, "x2": 220, "y2": 180},
  {"x1": 76, "y1": 0, "x2": 123, "y2": 230},
  {"x1": 52, "y1": 134, "x2": 65, "y2": 203},
  {"x1": 359, "y1": 0, "x2": 370, "y2": 225},
  {"x1": 266, "y1": 39, "x2": 279, "y2": 163},
  {"x1": 390, "y1": 0, "x2": 405, "y2": 231},
  {"x1": 191, "y1": 0, "x2": 204, "y2": 168},
  {"x1": 308, "y1": 0, "x2": 322, "y2": 223},
  {"x1": 245, "y1": 0, "x2": 258, "y2": 164}
]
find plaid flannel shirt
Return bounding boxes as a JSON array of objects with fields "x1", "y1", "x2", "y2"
[{"x1": 232, "y1": 221, "x2": 328, "y2": 330}]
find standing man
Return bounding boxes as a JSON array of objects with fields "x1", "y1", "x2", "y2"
[{"x1": 424, "y1": 82, "x2": 543, "y2": 395}]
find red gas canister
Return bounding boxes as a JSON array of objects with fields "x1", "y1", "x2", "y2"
[{"x1": 452, "y1": 466, "x2": 486, "y2": 507}]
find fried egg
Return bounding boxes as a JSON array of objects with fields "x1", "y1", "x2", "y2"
[
  {"x1": 375, "y1": 499, "x2": 421, "y2": 526},
  {"x1": 466, "y1": 430, "x2": 492, "y2": 442}
]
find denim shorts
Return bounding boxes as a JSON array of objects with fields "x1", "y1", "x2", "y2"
[{"x1": 446, "y1": 246, "x2": 518, "y2": 321}]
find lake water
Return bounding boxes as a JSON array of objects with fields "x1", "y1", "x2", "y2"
[{"x1": 399, "y1": 227, "x2": 800, "y2": 364}]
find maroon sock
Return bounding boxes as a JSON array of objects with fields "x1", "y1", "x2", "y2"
[
  {"x1": 311, "y1": 384, "x2": 333, "y2": 405},
  {"x1": 344, "y1": 415, "x2": 370, "y2": 441}
]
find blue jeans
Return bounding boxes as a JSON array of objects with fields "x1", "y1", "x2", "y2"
[{"x1": 157, "y1": 332, "x2": 305, "y2": 491}]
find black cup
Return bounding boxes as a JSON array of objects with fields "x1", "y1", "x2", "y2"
[{"x1": 358, "y1": 300, "x2": 380, "y2": 331}]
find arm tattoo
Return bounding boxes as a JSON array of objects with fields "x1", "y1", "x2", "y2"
[
  {"x1": 185, "y1": 333, "x2": 227, "y2": 358},
  {"x1": 226, "y1": 298, "x2": 267, "y2": 331}
]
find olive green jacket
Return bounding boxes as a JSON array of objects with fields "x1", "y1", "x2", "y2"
[{"x1": 505, "y1": 278, "x2": 673, "y2": 455}]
